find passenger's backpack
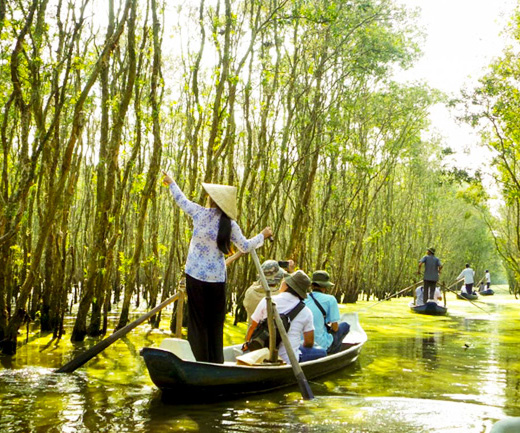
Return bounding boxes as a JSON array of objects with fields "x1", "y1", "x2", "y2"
[{"x1": 247, "y1": 301, "x2": 305, "y2": 352}]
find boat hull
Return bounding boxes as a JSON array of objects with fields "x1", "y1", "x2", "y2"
[
  {"x1": 479, "y1": 289, "x2": 494, "y2": 296},
  {"x1": 140, "y1": 313, "x2": 366, "y2": 400},
  {"x1": 457, "y1": 292, "x2": 478, "y2": 300},
  {"x1": 410, "y1": 301, "x2": 447, "y2": 316}
]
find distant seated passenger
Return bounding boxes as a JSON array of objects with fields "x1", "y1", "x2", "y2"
[{"x1": 415, "y1": 286, "x2": 442, "y2": 306}]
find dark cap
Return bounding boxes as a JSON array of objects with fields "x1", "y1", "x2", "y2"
[{"x1": 311, "y1": 270, "x2": 335, "y2": 288}]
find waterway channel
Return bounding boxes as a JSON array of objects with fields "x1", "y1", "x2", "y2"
[{"x1": 0, "y1": 285, "x2": 519, "y2": 432}]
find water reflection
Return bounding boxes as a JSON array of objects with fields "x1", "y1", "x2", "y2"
[
  {"x1": 144, "y1": 394, "x2": 507, "y2": 432},
  {"x1": 1, "y1": 288, "x2": 520, "y2": 432},
  {"x1": 0, "y1": 353, "x2": 13, "y2": 369},
  {"x1": 420, "y1": 334, "x2": 438, "y2": 363}
]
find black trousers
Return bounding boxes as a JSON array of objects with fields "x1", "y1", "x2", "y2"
[
  {"x1": 185, "y1": 273, "x2": 226, "y2": 364},
  {"x1": 423, "y1": 280, "x2": 437, "y2": 301}
]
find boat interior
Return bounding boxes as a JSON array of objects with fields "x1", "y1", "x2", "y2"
[{"x1": 157, "y1": 312, "x2": 365, "y2": 365}]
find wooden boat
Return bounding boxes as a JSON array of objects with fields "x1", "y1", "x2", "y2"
[
  {"x1": 140, "y1": 313, "x2": 366, "y2": 400},
  {"x1": 479, "y1": 289, "x2": 494, "y2": 296},
  {"x1": 457, "y1": 292, "x2": 478, "y2": 300},
  {"x1": 409, "y1": 301, "x2": 447, "y2": 316}
]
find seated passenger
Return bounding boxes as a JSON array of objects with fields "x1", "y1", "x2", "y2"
[
  {"x1": 245, "y1": 270, "x2": 327, "y2": 364},
  {"x1": 415, "y1": 286, "x2": 442, "y2": 306},
  {"x1": 305, "y1": 271, "x2": 350, "y2": 355},
  {"x1": 243, "y1": 259, "x2": 293, "y2": 324}
]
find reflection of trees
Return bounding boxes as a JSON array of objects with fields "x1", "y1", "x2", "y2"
[
  {"x1": 505, "y1": 371, "x2": 520, "y2": 413},
  {"x1": 421, "y1": 334, "x2": 438, "y2": 364}
]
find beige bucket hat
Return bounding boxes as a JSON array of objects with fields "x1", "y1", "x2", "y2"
[{"x1": 202, "y1": 182, "x2": 238, "y2": 220}]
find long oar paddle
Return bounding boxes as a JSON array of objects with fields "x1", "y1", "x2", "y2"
[
  {"x1": 446, "y1": 278, "x2": 463, "y2": 291},
  {"x1": 225, "y1": 250, "x2": 245, "y2": 266},
  {"x1": 474, "y1": 276, "x2": 485, "y2": 293},
  {"x1": 56, "y1": 292, "x2": 180, "y2": 373},
  {"x1": 250, "y1": 249, "x2": 314, "y2": 400},
  {"x1": 357, "y1": 281, "x2": 423, "y2": 313},
  {"x1": 58, "y1": 250, "x2": 245, "y2": 374}
]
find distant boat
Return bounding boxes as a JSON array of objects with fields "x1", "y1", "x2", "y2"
[
  {"x1": 479, "y1": 289, "x2": 494, "y2": 296},
  {"x1": 457, "y1": 292, "x2": 479, "y2": 300},
  {"x1": 409, "y1": 301, "x2": 447, "y2": 316},
  {"x1": 140, "y1": 313, "x2": 367, "y2": 401}
]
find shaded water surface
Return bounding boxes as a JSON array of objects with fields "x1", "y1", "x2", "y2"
[{"x1": 1, "y1": 285, "x2": 519, "y2": 432}]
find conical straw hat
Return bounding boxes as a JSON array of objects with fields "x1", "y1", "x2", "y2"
[{"x1": 202, "y1": 182, "x2": 238, "y2": 220}]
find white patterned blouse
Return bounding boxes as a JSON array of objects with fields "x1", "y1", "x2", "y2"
[{"x1": 169, "y1": 181, "x2": 264, "y2": 283}]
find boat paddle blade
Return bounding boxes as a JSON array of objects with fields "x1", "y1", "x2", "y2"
[{"x1": 296, "y1": 371, "x2": 314, "y2": 400}]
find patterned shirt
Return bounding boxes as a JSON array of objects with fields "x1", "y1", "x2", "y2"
[{"x1": 169, "y1": 181, "x2": 264, "y2": 282}]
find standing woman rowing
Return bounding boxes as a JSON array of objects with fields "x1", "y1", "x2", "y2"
[{"x1": 162, "y1": 172, "x2": 272, "y2": 363}]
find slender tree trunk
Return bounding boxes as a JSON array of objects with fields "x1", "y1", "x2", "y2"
[
  {"x1": 116, "y1": 0, "x2": 162, "y2": 330},
  {"x1": 2, "y1": 0, "x2": 133, "y2": 354}
]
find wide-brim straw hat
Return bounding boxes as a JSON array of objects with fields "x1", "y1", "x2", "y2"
[
  {"x1": 284, "y1": 270, "x2": 311, "y2": 299},
  {"x1": 202, "y1": 182, "x2": 238, "y2": 220}
]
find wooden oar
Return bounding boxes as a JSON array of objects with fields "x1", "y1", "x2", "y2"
[
  {"x1": 58, "y1": 251, "x2": 243, "y2": 374},
  {"x1": 248, "y1": 250, "x2": 278, "y2": 363},
  {"x1": 446, "y1": 278, "x2": 463, "y2": 291},
  {"x1": 225, "y1": 250, "x2": 245, "y2": 266},
  {"x1": 474, "y1": 276, "x2": 485, "y2": 293},
  {"x1": 56, "y1": 292, "x2": 180, "y2": 373},
  {"x1": 250, "y1": 249, "x2": 314, "y2": 400},
  {"x1": 357, "y1": 281, "x2": 423, "y2": 312}
]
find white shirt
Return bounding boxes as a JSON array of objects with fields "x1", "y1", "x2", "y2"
[
  {"x1": 457, "y1": 268, "x2": 475, "y2": 284},
  {"x1": 169, "y1": 181, "x2": 264, "y2": 282},
  {"x1": 415, "y1": 286, "x2": 442, "y2": 306},
  {"x1": 251, "y1": 292, "x2": 314, "y2": 364},
  {"x1": 485, "y1": 272, "x2": 491, "y2": 283}
]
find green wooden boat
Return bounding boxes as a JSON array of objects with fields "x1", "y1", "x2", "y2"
[
  {"x1": 409, "y1": 301, "x2": 447, "y2": 316},
  {"x1": 457, "y1": 292, "x2": 479, "y2": 300},
  {"x1": 140, "y1": 313, "x2": 366, "y2": 401},
  {"x1": 479, "y1": 289, "x2": 494, "y2": 296}
]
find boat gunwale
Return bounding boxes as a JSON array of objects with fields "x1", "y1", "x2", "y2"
[
  {"x1": 141, "y1": 338, "x2": 364, "y2": 371},
  {"x1": 141, "y1": 311, "x2": 367, "y2": 370}
]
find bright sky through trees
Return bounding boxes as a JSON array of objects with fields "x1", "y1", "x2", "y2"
[{"x1": 394, "y1": 0, "x2": 517, "y2": 179}]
